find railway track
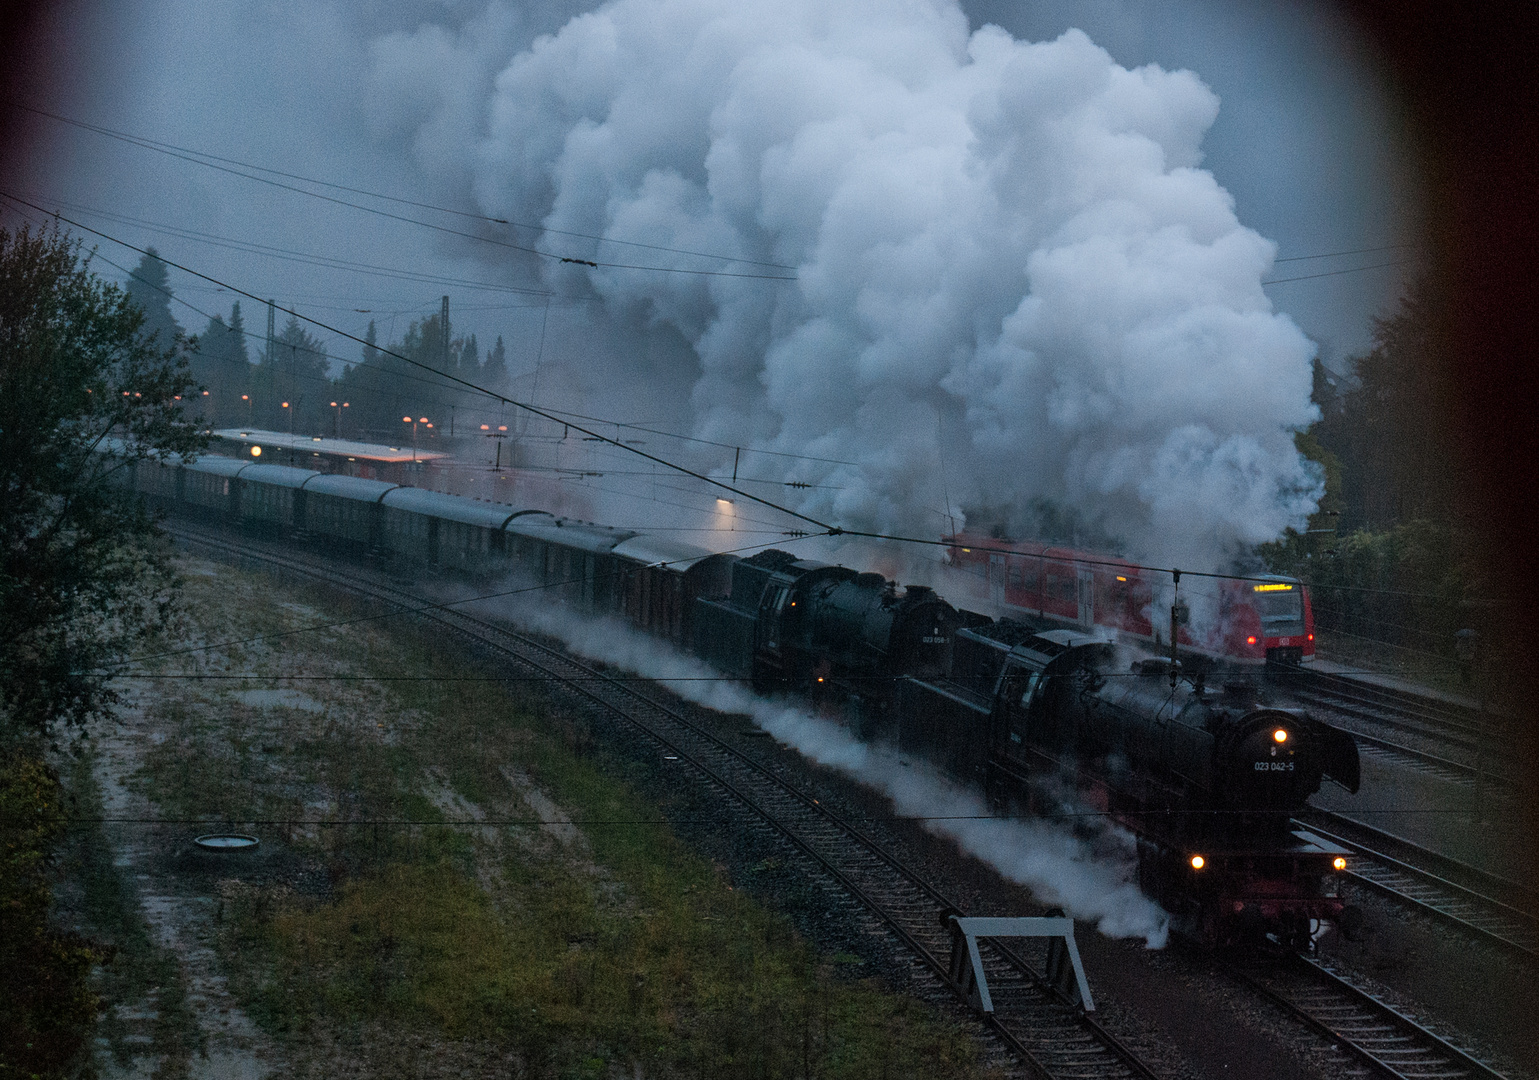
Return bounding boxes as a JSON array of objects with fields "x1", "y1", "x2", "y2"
[
  {"x1": 170, "y1": 524, "x2": 1162, "y2": 1080},
  {"x1": 1296, "y1": 811, "x2": 1539, "y2": 962},
  {"x1": 1225, "y1": 952, "x2": 1511, "y2": 1079},
  {"x1": 1272, "y1": 671, "x2": 1510, "y2": 788}
]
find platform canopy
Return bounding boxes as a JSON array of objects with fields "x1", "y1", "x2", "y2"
[{"x1": 211, "y1": 429, "x2": 449, "y2": 464}]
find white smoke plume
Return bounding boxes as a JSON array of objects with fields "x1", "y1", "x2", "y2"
[
  {"x1": 374, "y1": 0, "x2": 1321, "y2": 570},
  {"x1": 474, "y1": 584, "x2": 1169, "y2": 946}
]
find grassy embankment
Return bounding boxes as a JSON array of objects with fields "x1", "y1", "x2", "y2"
[{"x1": 108, "y1": 558, "x2": 985, "y2": 1077}]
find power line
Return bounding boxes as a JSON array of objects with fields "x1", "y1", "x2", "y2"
[
  {"x1": 5, "y1": 197, "x2": 1493, "y2": 607},
  {"x1": 3, "y1": 194, "x2": 835, "y2": 529},
  {"x1": 33, "y1": 196, "x2": 562, "y2": 299},
  {"x1": 11, "y1": 101, "x2": 800, "y2": 271},
  {"x1": 6, "y1": 103, "x2": 795, "y2": 281},
  {"x1": 13, "y1": 201, "x2": 864, "y2": 474},
  {"x1": 1274, "y1": 242, "x2": 1419, "y2": 263},
  {"x1": 1262, "y1": 259, "x2": 1413, "y2": 285}
]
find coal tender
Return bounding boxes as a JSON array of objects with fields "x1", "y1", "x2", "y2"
[
  {"x1": 899, "y1": 622, "x2": 1361, "y2": 945},
  {"x1": 693, "y1": 548, "x2": 962, "y2": 725}
]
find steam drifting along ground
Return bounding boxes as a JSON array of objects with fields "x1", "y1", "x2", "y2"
[
  {"x1": 474, "y1": 582, "x2": 1170, "y2": 946},
  {"x1": 375, "y1": 0, "x2": 1321, "y2": 571}
]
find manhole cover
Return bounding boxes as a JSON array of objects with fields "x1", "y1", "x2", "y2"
[{"x1": 193, "y1": 833, "x2": 260, "y2": 852}]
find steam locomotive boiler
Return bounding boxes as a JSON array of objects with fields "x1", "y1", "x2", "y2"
[{"x1": 898, "y1": 622, "x2": 1361, "y2": 945}]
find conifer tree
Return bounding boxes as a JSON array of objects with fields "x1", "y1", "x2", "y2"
[
  {"x1": 123, "y1": 247, "x2": 181, "y2": 347},
  {"x1": 485, "y1": 335, "x2": 509, "y2": 386}
]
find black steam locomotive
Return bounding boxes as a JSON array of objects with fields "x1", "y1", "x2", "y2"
[{"x1": 698, "y1": 550, "x2": 1361, "y2": 946}]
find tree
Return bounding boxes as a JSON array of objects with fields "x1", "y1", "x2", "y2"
[
  {"x1": 122, "y1": 246, "x2": 182, "y2": 349},
  {"x1": 0, "y1": 223, "x2": 206, "y2": 746},
  {"x1": 485, "y1": 335, "x2": 509, "y2": 387},
  {"x1": 189, "y1": 302, "x2": 252, "y2": 425},
  {"x1": 1314, "y1": 277, "x2": 1456, "y2": 531},
  {"x1": 253, "y1": 315, "x2": 330, "y2": 431},
  {"x1": 0, "y1": 223, "x2": 203, "y2": 1078},
  {"x1": 361, "y1": 318, "x2": 380, "y2": 370},
  {"x1": 460, "y1": 332, "x2": 479, "y2": 378}
]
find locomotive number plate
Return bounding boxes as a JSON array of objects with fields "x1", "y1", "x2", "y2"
[{"x1": 1254, "y1": 761, "x2": 1295, "y2": 771}]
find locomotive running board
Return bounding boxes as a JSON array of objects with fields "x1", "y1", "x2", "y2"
[{"x1": 948, "y1": 915, "x2": 1095, "y2": 1013}]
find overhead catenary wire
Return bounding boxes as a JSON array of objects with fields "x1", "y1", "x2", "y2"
[
  {"x1": 1273, "y1": 242, "x2": 1420, "y2": 263},
  {"x1": 9, "y1": 101, "x2": 799, "y2": 271},
  {"x1": 2, "y1": 195, "x2": 1493, "y2": 608},
  {"x1": 33, "y1": 213, "x2": 864, "y2": 475},
  {"x1": 1262, "y1": 259, "x2": 1414, "y2": 286},
  {"x1": 5, "y1": 104, "x2": 795, "y2": 281}
]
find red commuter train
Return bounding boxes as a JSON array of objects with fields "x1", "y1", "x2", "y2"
[{"x1": 943, "y1": 533, "x2": 1315, "y2": 665}]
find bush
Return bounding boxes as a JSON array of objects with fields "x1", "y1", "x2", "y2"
[{"x1": 0, "y1": 755, "x2": 103, "y2": 1079}]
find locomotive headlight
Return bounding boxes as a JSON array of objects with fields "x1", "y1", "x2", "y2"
[
  {"x1": 1333, "y1": 857, "x2": 1348, "y2": 871},
  {"x1": 1190, "y1": 855, "x2": 1205, "y2": 870},
  {"x1": 1273, "y1": 728, "x2": 1288, "y2": 744}
]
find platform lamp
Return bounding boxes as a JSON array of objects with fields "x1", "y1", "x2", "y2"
[
  {"x1": 480, "y1": 422, "x2": 510, "y2": 472},
  {"x1": 331, "y1": 400, "x2": 348, "y2": 438},
  {"x1": 404, "y1": 415, "x2": 429, "y2": 462}
]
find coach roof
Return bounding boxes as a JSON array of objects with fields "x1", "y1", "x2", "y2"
[{"x1": 381, "y1": 487, "x2": 529, "y2": 529}]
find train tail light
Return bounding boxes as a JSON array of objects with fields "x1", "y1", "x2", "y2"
[
  {"x1": 1333, "y1": 856, "x2": 1347, "y2": 871},
  {"x1": 1190, "y1": 855, "x2": 1205, "y2": 870}
]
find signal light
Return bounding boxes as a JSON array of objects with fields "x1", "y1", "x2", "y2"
[
  {"x1": 1308, "y1": 633, "x2": 1314, "y2": 641},
  {"x1": 1333, "y1": 857, "x2": 1347, "y2": 871},
  {"x1": 1246, "y1": 636, "x2": 1258, "y2": 645},
  {"x1": 1190, "y1": 855, "x2": 1205, "y2": 870},
  {"x1": 1273, "y1": 729, "x2": 1288, "y2": 744}
]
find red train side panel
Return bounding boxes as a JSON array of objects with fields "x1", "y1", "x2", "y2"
[{"x1": 943, "y1": 533, "x2": 1314, "y2": 665}]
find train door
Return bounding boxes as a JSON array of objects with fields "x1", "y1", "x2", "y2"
[
  {"x1": 1077, "y1": 567, "x2": 1095, "y2": 628},
  {"x1": 989, "y1": 554, "x2": 1006, "y2": 604}
]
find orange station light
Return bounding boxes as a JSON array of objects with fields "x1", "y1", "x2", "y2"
[
  {"x1": 1190, "y1": 855, "x2": 1205, "y2": 870},
  {"x1": 1333, "y1": 857, "x2": 1348, "y2": 871}
]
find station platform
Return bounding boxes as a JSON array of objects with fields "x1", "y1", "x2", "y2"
[{"x1": 1309, "y1": 656, "x2": 1485, "y2": 713}]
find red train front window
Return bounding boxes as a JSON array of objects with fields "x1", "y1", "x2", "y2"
[{"x1": 1251, "y1": 582, "x2": 1305, "y2": 638}]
